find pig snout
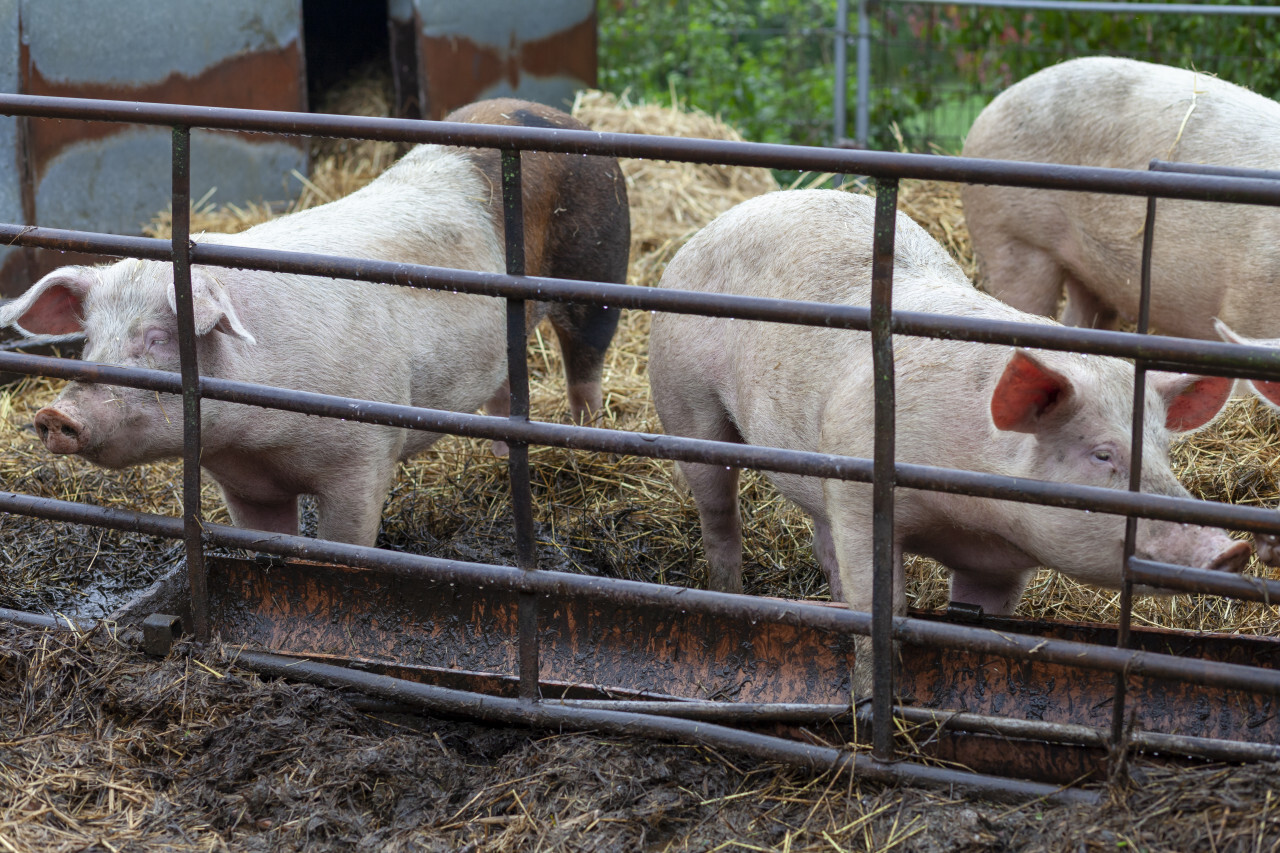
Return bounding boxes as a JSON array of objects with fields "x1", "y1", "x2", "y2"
[{"x1": 34, "y1": 406, "x2": 88, "y2": 454}]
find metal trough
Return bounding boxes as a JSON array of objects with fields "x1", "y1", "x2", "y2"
[{"x1": 199, "y1": 553, "x2": 1280, "y2": 788}]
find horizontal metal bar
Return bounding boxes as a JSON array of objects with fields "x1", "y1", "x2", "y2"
[
  {"x1": 0, "y1": 607, "x2": 89, "y2": 633},
  {"x1": 4, "y1": 348, "x2": 1279, "y2": 537},
  {"x1": 0, "y1": 222, "x2": 170, "y2": 259},
  {"x1": 7, "y1": 227, "x2": 1280, "y2": 383},
  {"x1": 892, "y1": 0, "x2": 1280, "y2": 14},
  {"x1": 1129, "y1": 558, "x2": 1280, "y2": 604},
  {"x1": 5, "y1": 488, "x2": 1280, "y2": 697},
  {"x1": 229, "y1": 649, "x2": 1097, "y2": 805},
  {"x1": 2, "y1": 94, "x2": 1280, "y2": 205},
  {"x1": 1151, "y1": 160, "x2": 1280, "y2": 183},
  {"x1": 549, "y1": 698, "x2": 1280, "y2": 764}
]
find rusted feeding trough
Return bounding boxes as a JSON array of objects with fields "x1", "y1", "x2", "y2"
[{"x1": 3, "y1": 95, "x2": 1280, "y2": 807}]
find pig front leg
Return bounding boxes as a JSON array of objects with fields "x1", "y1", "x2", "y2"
[
  {"x1": 314, "y1": 461, "x2": 399, "y2": 547},
  {"x1": 812, "y1": 516, "x2": 842, "y2": 600},
  {"x1": 971, "y1": 232, "x2": 1066, "y2": 320},
  {"x1": 948, "y1": 568, "x2": 1033, "y2": 616},
  {"x1": 826, "y1": 482, "x2": 906, "y2": 702},
  {"x1": 221, "y1": 490, "x2": 301, "y2": 538}
]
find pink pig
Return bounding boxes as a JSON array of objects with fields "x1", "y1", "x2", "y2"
[
  {"x1": 648, "y1": 190, "x2": 1249, "y2": 626},
  {"x1": 1, "y1": 99, "x2": 630, "y2": 547}
]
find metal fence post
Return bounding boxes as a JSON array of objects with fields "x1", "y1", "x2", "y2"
[
  {"x1": 501, "y1": 148, "x2": 540, "y2": 701},
  {"x1": 1112, "y1": 180, "x2": 1160, "y2": 774},
  {"x1": 871, "y1": 178, "x2": 900, "y2": 759},
  {"x1": 170, "y1": 125, "x2": 208, "y2": 641}
]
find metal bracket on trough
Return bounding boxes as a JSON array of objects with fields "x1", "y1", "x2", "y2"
[{"x1": 142, "y1": 613, "x2": 184, "y2": 657}]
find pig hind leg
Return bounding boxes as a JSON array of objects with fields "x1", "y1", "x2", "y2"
[
  {"x1": 683, "y1": 457, "x2": 745, "y2": 594},
  {"x1": 543, "y1": 153, "x2": 630, "y2": 425},
  {"x1": 975, "y1": 238, "x2": 1067, "y2": 320},
  {"x1": 656, "y1": 385, "x2": 747, "y2": 593},
  {"x1": 547, "y1": 303, "x2": 621, "y2": 423},
  {"x1": 1060, "y1": 274, "x2": 1119, "y2": 330}
]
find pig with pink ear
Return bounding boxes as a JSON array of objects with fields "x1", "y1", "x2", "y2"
[
  {"x1": 648, "y1": 191, "x2": 1249, "y2": 629},
  {"x1": 0, "y1": 98, "x2": 630, "y2": 547},
  {"x1": 1215, "y1": 319, "x2": 1280, "y2": 566}
]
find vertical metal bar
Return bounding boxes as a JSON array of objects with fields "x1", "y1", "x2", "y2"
[
  {"x1": 171, "y1": 126, "x2": 207, "y2": 641},
  {"x1": 855, "y1": 0, "x2": 871, "y2": 147},
  {"x1": 871, "y1": 178, "x2": 899, "y2": 760},
  {"x1": 834, "y1": 0, "x2": 849, "y2": 146},
  {"x1": 501, "y1": 148, "x2": 539, "y2": 701},
  {"x1": 1111, "y1": 192, "x2": 1158, "y2": 766}
]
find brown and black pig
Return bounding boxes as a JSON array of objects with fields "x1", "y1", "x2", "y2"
[
  {"x1": 0, "y1": 98, "x2": 630, "y2": 547},
  {"x1": 648, "y1": 190, "x2": 1249, "y2": 634},
  {"x1": 962, "y1": 56, "x2": 1280, "y2": 339}
]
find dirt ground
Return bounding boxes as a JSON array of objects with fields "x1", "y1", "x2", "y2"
[{"x1": 5, "y1": 622, "x2": 1280, "y2": 853}]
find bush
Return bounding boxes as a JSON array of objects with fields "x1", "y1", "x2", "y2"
[{"x1": 598, "y1": 0, "x2": 1280, "y2": 153}]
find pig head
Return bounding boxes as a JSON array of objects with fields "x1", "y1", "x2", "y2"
[{"x1": 3, "y1": 261, "x2": 253, "y2": 467}]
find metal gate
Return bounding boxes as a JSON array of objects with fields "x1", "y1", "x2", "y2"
[{"x1": 3, "y1": 94, "x2": 1280, "y2": 805}]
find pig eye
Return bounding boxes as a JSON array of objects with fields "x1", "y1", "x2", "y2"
[
  {"x1": 145, "y1": 330, "x2": 170, "y2": 349},
  {"x1": 1091, "y1": 448, "x2": 1114, "y2": 464}
]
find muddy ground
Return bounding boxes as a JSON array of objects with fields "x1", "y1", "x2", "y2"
[{"x1": 5, "y1": 621, "x2": 1280, "y2": 852}]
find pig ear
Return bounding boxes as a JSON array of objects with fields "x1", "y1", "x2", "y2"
[
  {"x1": 991, "y1": 349, "x2": 1074, "y2": 433},
  {"x1": 0, "y1": 266, "x2": 95, "y2": 335},
  {"x1": 1214, "y1": 318, "x2": 1280, "y2": 410},
  {"x1": 167, "y1": 269, "x2": 255, "y2": 345},
  {"x1": 1149, "y1": 372, "x2": 1234, "y2": 432}
]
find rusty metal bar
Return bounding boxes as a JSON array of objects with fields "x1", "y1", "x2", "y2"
[
  {"x1": 501, "y1": 147, "x2": 540, "y2": 702},
  {"x1": 548, "y1": 698, "x2": 1280, "y2": 764},
  {"x1": 1128, "y1": 558, "x2": 1280, "y2": 603},
  {"x1": 6, "y1": 486, "x2": 1280, "y2": 696},
  {"x1": 228, "y1": 649, "x2": 1099, "y2": 805},
  {"x1": 870, "y1": 179, "x2": 899, "y2": 759},
  {"x1": 169, "y1": 125, "x2": 209, "y2": 642},
  {"x1": 3, "y1": 348, "x2": 1280, "y2": 542},
  {"x1": 1, "y1": 94, "x2": 1280, "y2": 209},
  {"x1": 6, "y1": 224, "x2": 1280, "y2": 383}
]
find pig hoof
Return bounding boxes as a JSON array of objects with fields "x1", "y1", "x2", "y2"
[
  {"x1": 1210, "y1": 541, "x2": 1251, "y2": 573},
  {"x1": 491, "y1": 440, "x2": 510, "y2": 458}
]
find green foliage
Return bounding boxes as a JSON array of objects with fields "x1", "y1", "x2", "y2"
[
  {"x1": 598, "y1": 0, "x2": 1280, "y2": 154},
  {"x1": 598, "y1": 0, "x2": 838, "y2": 147},
  {"x1": 895, "y1": 0, "x2": 1280, "y2": 151}
]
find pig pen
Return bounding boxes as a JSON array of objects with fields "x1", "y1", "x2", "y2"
[{"x1": 4, "y1": 79, "x2": 1280, "y2": 850}]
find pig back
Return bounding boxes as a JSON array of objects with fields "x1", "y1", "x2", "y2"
[{"x1": 962, "y1": 56, "x2": 1280, "y2": 339}]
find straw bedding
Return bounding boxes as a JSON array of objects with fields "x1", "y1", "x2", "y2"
[{"x1": 4, "y1": 74, "x2": 1280, "y2": 849}]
